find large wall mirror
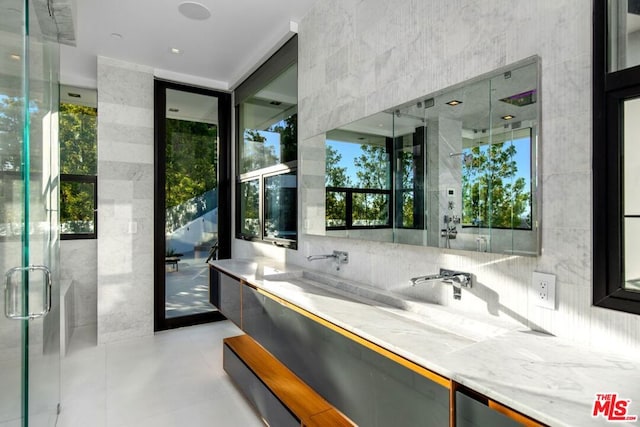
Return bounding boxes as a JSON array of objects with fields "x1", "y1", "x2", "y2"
[{"x1": 314, "y1": 57, "x2": 540, "y2": 255}]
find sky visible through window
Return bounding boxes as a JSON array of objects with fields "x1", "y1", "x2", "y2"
[{"x1": 327, "y1": 136, "x2": 531, "y2": 188}]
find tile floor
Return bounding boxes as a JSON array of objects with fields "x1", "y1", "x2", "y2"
[{"x1": 58, "y1": 321, "x2": 264, "y2": 427}]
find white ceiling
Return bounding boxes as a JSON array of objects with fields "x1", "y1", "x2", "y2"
[{"x1": 60, "y1": 0, "x2": 316, "y2": 90}]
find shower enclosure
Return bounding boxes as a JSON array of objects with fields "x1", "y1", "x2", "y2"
[{"x1": 1, "y1": 0, "x2": 61, "y2": 426}]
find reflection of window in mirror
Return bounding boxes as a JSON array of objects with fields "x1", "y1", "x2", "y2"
[
  {"x1": 237, "y1": 179, "x2": 259, "y2": 238},
  {"x1": 393, "y1": 132, "x2": 425, "y2": 229},
  {"x1": 461, "y1": 128, "x2": 532, "y2": 230},
  {"x1": 325, "y1": 135, "x2": 392, "y2": 229},
  {"x1": 264, "y1": 172, "x2": 297, "y2": 241},
  {"x1": 318, "y1": 57, "x2": 540, "y2": 254}
]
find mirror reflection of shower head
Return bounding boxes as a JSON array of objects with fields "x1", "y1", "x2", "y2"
[{"x1": 449, "y1": 152, "x2": 473, "y2": 166}]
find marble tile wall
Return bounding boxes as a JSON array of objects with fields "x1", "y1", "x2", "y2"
[
  {"x1": 60, "y1": 240, "x2": 97, "y2": 328},
  {"x1": 234, "y1": 1, "x2": 640, "y2": 355},
  {"x1": 96, "y1": 57, "x2": 154, "y2": 344}
]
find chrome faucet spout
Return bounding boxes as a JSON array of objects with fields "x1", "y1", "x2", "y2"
[
  {"x1": 307, "y1": 251, "x2": 349, "y2": 271},
  {"x1": 410, "y1": 274, "x2": 443, "y2": 286},
  {"x1": 306, "y1": 254, "x2": 336, "y2": 261},
  {"x1": 410, "y1": 268, "x2": 472, "y2": 300}
]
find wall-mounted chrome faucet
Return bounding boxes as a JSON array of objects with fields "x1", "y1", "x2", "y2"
[
  {"x1": 410, "y1": 268, "x2": 472, "y2": 300},
  {"x1": 441, "y1": 201, "x2": 460, "y2": 249},
  {"x1": 307, "y1": 250, "x2": 349, "y2": 271}
]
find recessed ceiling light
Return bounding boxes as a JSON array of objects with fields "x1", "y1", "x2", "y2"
[
  {"x1": 170, "y1": 47, "x2": 182, "y2": 54},
  {"x1": 501, "y1": 114, "x2": 515, "y2": 120},
  {"x1": 168, "y1": 108, "x2": 179, "y2": 112},
  {"x1": 446, "y1": 100, "x2": 462, "y2": 106},
  {"x1": 9, "y1": 54, "x2": 20, "y2": 60},
  {"x1": 110, "y1": 33, "x2": 123, "y2": 40},
  {"x1": 178, "y1": 2, "x2": 211, "y2": 20},
  {"x1": 68, "y1": 93, "x2": 81, "y2": 98}
]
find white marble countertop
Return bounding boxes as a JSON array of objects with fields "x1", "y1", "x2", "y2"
[{"x1": 210, "y1": 258, "x2": 640, "y2": 427}]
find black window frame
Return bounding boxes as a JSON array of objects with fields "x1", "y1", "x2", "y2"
[
  {"x1": 593, "y1": 0, "x2": 640, "y2": 314},
  {"x1": 153, "y1": 79, "x2": 232, "y2": 331},
  {"x1": 234, "y1": 35, "x2": 298, "y2": 250},
  {"x1": 325, "y1": 187, "x2": 392, "y2": 230},
  {"x1": 59, "y1": 100, "x2": 98, "y2": 240},
  {"x1": 60, "y1": 173, "x2": 98, "y2": 240}
]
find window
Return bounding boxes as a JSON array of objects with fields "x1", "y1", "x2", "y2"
[
  {"x1": 235, "y1": 36, "x2": 298, "y2": 248},
  {"x1": 594, "y1": 0, "x2": 640, "y2": 314},
  {"x1": 59, "y1": 87, "x2": 97, "y2": 239}
]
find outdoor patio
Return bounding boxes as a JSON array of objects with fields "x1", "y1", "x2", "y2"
[{"x1": 165, "y1": 250, "x2": 217, "y2": 318}]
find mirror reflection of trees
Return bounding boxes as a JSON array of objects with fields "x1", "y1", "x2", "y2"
[
  {"x1": 461, "y1": 138, "x2": 531, "y2": 229},
  {"x1": 165, "y1": 119, "x2": 218, "y2": 233}
]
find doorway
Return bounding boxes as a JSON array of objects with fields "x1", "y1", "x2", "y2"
[{"x1": 154, "y1": 80, "x2": 231, "y2": 331}]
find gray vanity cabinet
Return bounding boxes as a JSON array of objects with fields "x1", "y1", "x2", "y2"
[
  {"x1": 213, "y1": 267, "x2": 544, "y2": 427},
  {"x1": 240, "y1": 283, "x2": 450, "y2": 427},
  {"x1": 455, "y1": 392, "x2": 522, "y2": 427},
  {"x1": 218, "y1": 273, "x2": 242, "y2": 326},
  {"x1": 223, "y1": 343, "x2": 299, "y2": 427}
]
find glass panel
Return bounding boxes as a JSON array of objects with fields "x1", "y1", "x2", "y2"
[
  {"x1": 352, "y1": 193, "x2": 390, "y2": 226},
  {"x1": 239, "y1": 64, "x2": 297, "y2": 174},
  {"x1": 60, "y1": 180, "x2": 95, "y2": 234},
  {"x1": 394, "y1": 133, "x2": 424, "y2": 229},
  {"x1": 624, "y1": 97, "x2": 640, "y2": 214},
  {"x1": 238, "y1": 179, "x2": 260, "y2": 238},
  {"x1": 461, "y1": 130, "x2": 532, "y2": 230},
  {"x1": 164, "y1": 89, "x2": 219, "y2": 319},
  {"x1": 26, "y1": 0, "x2": 61, "y2": 423},
  {"x1": 608, "y1": 0, "x2": 640, "y2": 72},
  {"x1": 326, "y1": 191, "x2": 346, "y2": 228},
  {"x1": 625, "y1": 218, "x2": 640, "y2": 290},
  {"x1": 623, "y1": 97, "x2": 640, "y2": 292},
  {"x1": 59, "y1": 102, "x2": 97, "y2": 175},
  {"x1": 325, "y1": 138, "x2": 390, "y2": 190},
  {"x1": 0, "y1": 0, "x2": 27, "y2": 423},
  {"x1": 264, "y1": 172, "x2": 297, "y2": 241},
  {"x1": 2, "y1": 0, "x2": 61, "y2": 424}
]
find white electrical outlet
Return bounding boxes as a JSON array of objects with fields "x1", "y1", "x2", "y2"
[{"x1": 532, "y1": 272, "x2": 556, "y2": 309}]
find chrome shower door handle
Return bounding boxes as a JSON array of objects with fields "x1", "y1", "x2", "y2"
[{"x1": 4, "y1": 265, "x2": 52, "y2": 320}]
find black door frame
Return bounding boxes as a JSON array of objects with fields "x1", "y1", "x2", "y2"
[{"x1": 153, "y1": 79, "x2": 231, "y2": 331}]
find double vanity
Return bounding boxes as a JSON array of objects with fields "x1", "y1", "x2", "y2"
[{"x1": 210, "y1": 258, "x2": 640, "y2": 427}]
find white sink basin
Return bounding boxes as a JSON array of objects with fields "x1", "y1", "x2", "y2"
[{"x1": 262, "y1": 269, "x2": 522, "y2": 342}]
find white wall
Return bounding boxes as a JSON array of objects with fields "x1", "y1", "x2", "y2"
[
  {"x1": 233, "y1": 1, "x2": 640, "y2": 355},
  {"x1": 60, "y1": 240, "x2": 97, "y2": 328},
  {"x1": 96, "y1": 57, "x2": 155, "y2": 344}
]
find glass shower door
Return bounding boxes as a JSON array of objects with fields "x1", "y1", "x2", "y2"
[{"x1": 1, "y1": 0, "x2": 61, "y2": 426}]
